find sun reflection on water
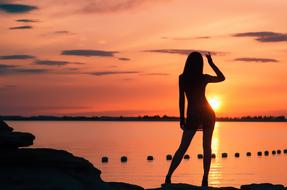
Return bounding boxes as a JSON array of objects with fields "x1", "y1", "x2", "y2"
[{"x1": 210, "y1": 122, "x2": 223, "y2": 186}]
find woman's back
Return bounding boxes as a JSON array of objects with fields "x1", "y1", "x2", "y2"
[{"x1": 180, "y1": 74, "x2": 209, "y2": 110}]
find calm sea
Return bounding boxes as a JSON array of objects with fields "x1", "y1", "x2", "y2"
[{"x1": 9, "y1": 121, "x2": 287, "y2": 188}]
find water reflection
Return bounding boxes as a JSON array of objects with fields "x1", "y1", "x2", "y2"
[
  {"x1": 212, "y1": 122, "x2": 220, "y2": 154},
  {"x1": 9, "y1": 121, "x2": 287, "y2": 188}
]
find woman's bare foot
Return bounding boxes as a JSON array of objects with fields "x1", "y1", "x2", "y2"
[
  {"x1": 165, "y1": 175, "x2": 171, "y2": 184},
  {"x1": 201, "y1": 176, "x2": 208, "y2": 187}
]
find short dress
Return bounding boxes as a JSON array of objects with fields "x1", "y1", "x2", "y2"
[{"x1": 182, "y1": 74, "x2": 216, "y2": 131}]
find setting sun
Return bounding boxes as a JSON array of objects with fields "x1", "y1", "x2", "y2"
[{"x1": 209, "y1": 97, "x2": 221, "y2": 111}]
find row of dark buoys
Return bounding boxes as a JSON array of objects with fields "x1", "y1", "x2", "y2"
[{"x1": 101, "y1": 149, "x2": 287, "y2": 163}]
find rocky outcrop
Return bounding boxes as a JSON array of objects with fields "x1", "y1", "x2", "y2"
[
  {"x1": 0, "y1": 120, "x2": 35, "y2": 149},
  {"x1": 0, "y1": 120, "x2": 286, "y2": 190},
  {"x1": 241, "y1": 183, "x2": 285, "y2": 190},
  {"x1": 0, "y1": 148, "x2": 108, "y2": 190},
  {"x1": 148, "y1": 183, "x2": 286, "y2": 190}
]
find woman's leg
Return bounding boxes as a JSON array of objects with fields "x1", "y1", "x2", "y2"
[
  {"x1": 202, "y1": 120, "x2": 215, "y2": 186},
  {"x1": 165, "y1": 129, "x2": 196, "y2": 183}
]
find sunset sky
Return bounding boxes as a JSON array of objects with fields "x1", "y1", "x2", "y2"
[{"x1": 1, "y1": 0, "x2": 287, "y2": 117}]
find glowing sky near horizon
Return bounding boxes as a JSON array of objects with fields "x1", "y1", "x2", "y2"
[{"x1": 1, "y1": 0, "x2": 287, "y2": 117}]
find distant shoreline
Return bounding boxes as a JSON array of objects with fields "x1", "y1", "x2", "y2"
[{"x1": 1, "y1": 115, "x2": 286, "y2": 122}]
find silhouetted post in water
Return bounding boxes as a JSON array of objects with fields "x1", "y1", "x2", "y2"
[
  {"x1": 222, "y1": 153, "x2": 228, "y2": 158},
  {"x1": 101, "y1": 156, "x2": 108, "y2": 163},
  {"x1": 121, "y1": 156, "x2": 128, "y2": 162},
  {"x1": 147, "y1": 155, "x2": 154, "y2": 161},
  {"x1": 235, "y1": 153, "x2": 240, "y2": 158},
  {"x1": 183, "y1": 154, "x2": 190, "y2": 160},
  {"x1": 257, "y1": 151, "x2": 262, "y2": 156},
  {"x1": 198, "y1": 154, "x2": 203, "y2": 159},
  {"x1": 166, "y1": 154, "x2": 173, "y2": 160},
  {"x1": 164, "y1": 52, "x2": 225, "y2": 187}
]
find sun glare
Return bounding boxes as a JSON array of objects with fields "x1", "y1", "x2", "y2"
[{"x1": 209, "y1": 97, "x2": 221, "y2": 111}]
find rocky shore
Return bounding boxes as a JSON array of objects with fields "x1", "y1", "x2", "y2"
[{"x1": 0, "y1": 120, "x2": 286, "y2": 190}]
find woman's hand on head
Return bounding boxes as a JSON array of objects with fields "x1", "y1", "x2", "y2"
[{"x1": 205, "y1": 52, "x2": 213, "y2": 63}]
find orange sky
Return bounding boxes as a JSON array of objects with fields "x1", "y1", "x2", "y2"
[{"x1": 1, "y1": 0, "x2": 287, "y2": 117}]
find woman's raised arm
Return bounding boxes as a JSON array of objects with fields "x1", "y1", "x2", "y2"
[{"x1": 205, "y1": 52, "x2": 225, "y2": 83}]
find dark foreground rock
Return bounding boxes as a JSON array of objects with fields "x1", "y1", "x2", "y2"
[
  {"x1": 148, "y1": 183, "x2": 286, "y2": 190},
  {"x1": 0, "y1": 120, "x2": 35, "y2": 149},
  {"x1": 0, "y1": 120, "x2": 286, "y2": 190},
  {"x1": 241, "y1": 183, "x2": 285, "y2": 190},
  {"x1": 149, "y1": 183, "x2": 238, "y2": 190},
  {"x1": 0, "y1": 148, "x2": 107, "y2": 190},
  {"x1": 0, "y1": 120, "x2": 13, "y2": 132}
]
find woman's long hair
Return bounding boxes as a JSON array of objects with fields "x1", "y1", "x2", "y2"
[{"x1": 182, "y1": 52, "x2": 203, "y2": 82}]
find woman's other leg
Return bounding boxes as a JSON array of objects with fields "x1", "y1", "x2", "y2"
[
  {"x1": 165, "y1": 129, "x2": 196, "y2": 183},
  {"x1": 202, "y1": 119, "x2": 215, "y2": 186}
]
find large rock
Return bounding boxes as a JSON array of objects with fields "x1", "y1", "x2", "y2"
[
  {"x1": 0, "y1": 131, "x2": 35, "y2": 149},
  {"x1": 149, "y1": 183, "x2": 239, "y2": 190},
  {"x1": 0, "y1": 120, "x2": 13, "y2": 132},
  {"x1": 241, "y1": 183, "x2": 285, "y2": 190},
  {"x1": 0, "y1": 120, "x2": 35, "y2": 149},
  {"x1": 0, "y1": 148, "x2": 108, "y2": 190},
  {"x1": 107, "y1": 182, "x2": 144, "y2": 190}
]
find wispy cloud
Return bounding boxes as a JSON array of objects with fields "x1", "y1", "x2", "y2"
[
  {"x1": 141, "y1": 72, "x2": 169, "y2": 76},
  {"x1": 162, "y1": 36, "x2": 211, "y2": 40},
  {"x1": 35, "y1": 60, "x2": 70, "y2": 66},
  {"x1": 0, "y1": 3, "x2": 38, "y2": 13},
  {"x1": 0, "y1": 54, "x2": 35, "y2": 59},
  {"x1": 0, "y1": 64, "x2": 17, "y2": 69},
  {"x1": 9, "y1": 25, "x2": 33, "y2": 30},
  {"x1": 234, "y1": 57, "x2": 279, "y2": 63},
  {"x1": 35, "y1": 60, "x2": 83, "y2": 66},
  {"x1": 62, "y1": 49, "x2": 118, "y2": 57},
  {"x1": 16, "y1": 19, "x2": 38, "y2": 23},
  {"x1": 118, "y1": 57, "x2": 130, "y2": 61},
  {"x1": 80, "y1": 0, "x2": 169, "y2": 13},
  {"x1": 0, "y1": 64, "x2": 49, "y2": 75},
  {"x1": 233, "y1": 31, "x2": 287, "y2": 42},
  {"x1": 90, "y1": 71, "x2": 139, "y2": 76},
  {"x1": 54, "y1": 30, "x2": 75, "y2": 35},
  {"x1": 144, "y1": 49, "x2": 223, "y2": 56}
]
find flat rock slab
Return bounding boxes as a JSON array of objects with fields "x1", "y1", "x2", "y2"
[
  {"x1": 241, "y1": 183, "x2": 285, "y2": 190},
  {"x1": 0, "y1": 131, "x2": 35, "y2": 148},
  {"x1": 108, "y1": 182, "x2": 144, "y2": 190},
  {"x1": 0, "y1": 120, "x2": 13, "y2": 132},
  {"x1": 148, "y1": 183, "x2": 286, "y2": 190},
  {"x1": 149, "y1": 183, "x2": 239, "y2": 190},
  {"x1": 0, "y1": 148, "x2": 106, "y2": 190}
]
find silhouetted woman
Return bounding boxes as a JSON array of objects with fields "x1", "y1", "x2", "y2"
[{"x1": 164, "y1": 52, "x2": 225, "y2": 187}]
